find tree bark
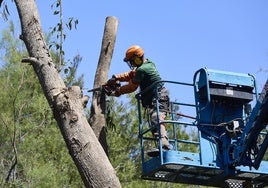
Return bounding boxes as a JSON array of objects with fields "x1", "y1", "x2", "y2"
[
  {"x1": 14, "y1": 0, "x2": 121, "y2": 187},
  {"x1": 89, "y1": 16, "x2": 118, "y2": 156}
]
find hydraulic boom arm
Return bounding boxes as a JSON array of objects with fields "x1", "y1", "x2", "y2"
[{"x1": 238, "y1": 79, "x2": 268, "y2": 168}]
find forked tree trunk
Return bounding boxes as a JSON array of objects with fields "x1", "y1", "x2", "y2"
[
  {"x1": 89, "y1": 16, "x2": 118, "y2": 156},
  {"x1": 14, "y1": 0, "x2": 121, "y2": 187}
]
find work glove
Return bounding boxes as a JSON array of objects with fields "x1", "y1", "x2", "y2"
[
  {"x1": 109, "y1": 87, "x2": 121, "y2": 97},
  {"x1": 106, "y1": 75, "x2": 117, "y2": 85}
]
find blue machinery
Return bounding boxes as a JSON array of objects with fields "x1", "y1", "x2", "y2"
[{"x1": 136, "y1": 68, "x2": 268, "y2": 187}]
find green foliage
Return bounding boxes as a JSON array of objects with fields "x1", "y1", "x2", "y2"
[
  {"x1": 49, "y1": 0, "x2": 79, "y2": 71},
  {"x1": 63, "y1": 54, "x2": 84, "y2": 88},
  {"x1": 0, "y1": 22, "x2": 83, "y2": 187}
]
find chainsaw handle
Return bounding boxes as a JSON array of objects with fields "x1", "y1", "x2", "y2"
[{"x1": 103, "y1": 81, "x2": 121, "y2": 96}]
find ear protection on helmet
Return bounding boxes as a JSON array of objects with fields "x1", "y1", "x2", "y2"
[{"x1": 132, "y1": 56, "x2": 143, "y2": 66}]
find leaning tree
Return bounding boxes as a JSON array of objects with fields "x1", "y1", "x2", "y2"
[{"x1": 4, "y1": 0, "x2": 121, "y2": 187}]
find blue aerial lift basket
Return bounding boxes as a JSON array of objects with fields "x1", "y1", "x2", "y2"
[{"x1": 136, "y1": 68, "x2": 268, "y2": 187}]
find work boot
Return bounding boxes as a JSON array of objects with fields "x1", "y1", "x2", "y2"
[
  {"x1": 161, "y1": 136, "x2": 171, "y2": 150},
  {"x1": 147, "y1": 136, "x2": 171, "y2": 157},
  {"x1": 160, "y1": 124, "x2": 171, "y2": 150}
]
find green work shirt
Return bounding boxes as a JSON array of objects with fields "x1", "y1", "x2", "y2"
[{"x1": 133, "y1": 60, "x2": 162, "y2": 107}]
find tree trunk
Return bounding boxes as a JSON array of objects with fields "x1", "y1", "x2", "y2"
[
  {"x1": 89, "y1": 16, "x2": 118, "y2": 156},
  {"x1": 14, "y1": 0, "x2": 121, "y2": 187}
]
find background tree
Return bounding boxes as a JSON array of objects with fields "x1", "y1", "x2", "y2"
[{"x1": 0, "y1": 21, "x2": 83, "y2": 188}]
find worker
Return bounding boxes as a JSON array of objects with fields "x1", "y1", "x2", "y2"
[{"x1": 106, "y1": 45, "x2": 171, "y2": 150}]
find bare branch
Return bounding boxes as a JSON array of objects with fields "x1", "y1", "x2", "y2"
[{"x1": 21, "y1": 57, "x2": 39, "y2": 64}]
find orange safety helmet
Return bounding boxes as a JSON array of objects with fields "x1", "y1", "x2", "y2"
[{"x1": 123, "y1": 45, "x2": 144, "y2": 62}]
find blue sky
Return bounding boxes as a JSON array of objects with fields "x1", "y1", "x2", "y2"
[{"x1": 1, "y1": 0, "x2": 268, "y2": 104}]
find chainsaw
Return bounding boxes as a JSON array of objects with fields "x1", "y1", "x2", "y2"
[{"x1": 87, "y1": 81, "x2": 121, "y2": 96}]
